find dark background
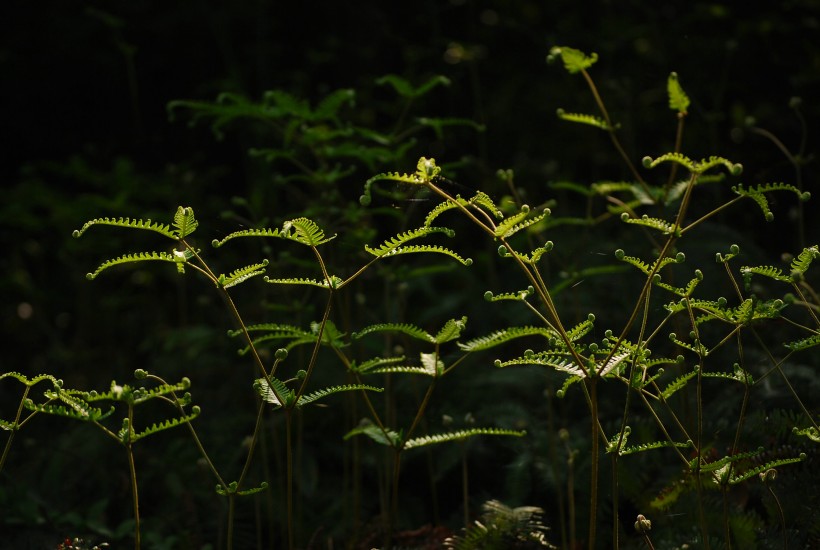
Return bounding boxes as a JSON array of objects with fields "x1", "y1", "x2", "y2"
[{"x1": 2, "y1": 1, "x2": 819, "y2": 548}]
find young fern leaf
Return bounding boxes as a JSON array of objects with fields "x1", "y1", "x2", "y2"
[
  {"x1": 294, "y1": 384, "x2": 383, "y2": 408},
  {"x1": 667, "y1": 72, "x2": 690, "y2": 114},
  {"x1": 433, "y1": 316, "x2": 468, "y2": 344},
  {"x1": 495, "y1": 352, "x2": 584, "y2": 377},
  {"x1": 352, "y1": 322, "x2": 435, "y2": 343},
  {"x1": 0, "y1": 371, "x2": 63, "y2": 388},
  {"x1": 619, "y1": 440, "x2": 692, "y2": 457},
  {"x1": 494, "y1": 205, "x2": 543, "y2": 239},
  {"x1": 792, "y1": 426, "x2": 820, "y2": 443},
  {"x1": 212, "y1": 227, "x2": 285, "y2": 247},
  {"x1": 483, "y1": 286, "x2": 535, "y2": 302},
  {"x1": 73, "y1": 216, "x2": 176, "y2": 240},
  {"x1": 366, "y1": 243, "x2": 472, "y2": 266},
  {"x1": 620, "y1": 212, "x2": 680, "y2": 236},
  {"x1": 282, "y1": 217, "x2": 335, "y2": 246},
  {"x1": 728, "y1": 454, "x2": 807, "y2": 485},
  {"x1": 215, "y1": 481, "x2": 270, "y2": 497},
  {"x1": 344, "y1": 418, "x2": 401, "y2": 447},
  {"x1": 404, "y1": 427, "x2": 526, "y2": 450},
  {"x1": 661, "y1": 370, "x2": 697, "y2": 400},
  {"x1": 264, "y1": 275, "x2": 343, "y2": 289},
  {"x1": 130, "y1": 408, "x2": 201, "y2": 443},
  {"x1": 217, "y1": 260, "x2": 269, "y2": 289},
  {"x1": 85, "y1": 250, "x2": 191, "y2": 280},
  {"x1": 458, "y1": 326, "x2": 557, "y2": 352},
  {"x1": 791, "y1": 245, "x2": 819, "y2": 278},
  {"x1": 350, "y1": 356, "x2": 406, "y2": 374},
  {"x1": 548, "y1": 46, "x2": 598, "y2": 73},
  {"x1": 556, "y1": 109, "x2": 613, "y2": 131},
  {"x1": 783, "y1": 333, "x2": 820, "y2": 352},
  {"x1": 172, "y1": 206, "x2": 198, "y2": 238}
]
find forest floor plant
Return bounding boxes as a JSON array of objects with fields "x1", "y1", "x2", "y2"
[{"x1": 2, "y1": 46, "x2": 817, "y2": 549}]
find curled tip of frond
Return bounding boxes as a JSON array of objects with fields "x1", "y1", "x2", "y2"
[
  {"x1": 359, "y1": 194, "x2": 372, "y2": 207},
  {"x1": 72, "y1": 230, "x2": 81, "y2": 238},
  {"x1": 464, "y1": 258, "x2": 473, "y2": 266},
  {"x1": 275, "y1": 348, "x2": 289, "y2": 360},
  {"x1": 641, "y1": 156, "x2": 653, "y2": 168},
  {"x1": 85, "y1": 273, "x2": 94, "y2": 280},
  {"x1": 134, "y1": 369, "x2": 148, "y2": 380},
  {"x1": 730, "y1": 163, "x2": 743, "y2": 176},
  {"x1": 675, "y1": 252, "x2": 686, "y2": 262},
  {"x1": 615, "y1": 249, "x2": 625, "y2": 260},
  {"x1": 800, "y1": 191, "x2": 811, "y2": 201},
  {"x1": 484, "y1": 291, "x2": 493, "y2": 301}
]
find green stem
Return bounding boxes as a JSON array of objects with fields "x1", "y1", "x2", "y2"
[
  {"x1": 587, "y1": 378, "x2": 599, "y2": 550},
  {"x1": 286, "y1": 409, "x2": 295, "y2": 550},
  {"x1": 0, "y1": 387, "x2": 30, "y2": 474}
]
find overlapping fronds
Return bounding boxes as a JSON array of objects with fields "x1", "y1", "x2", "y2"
[
  {"x1": 404, "y1": 427, "x2": 525, "y2": 449},
  {"x1": 444, "y1": 499, "x2": 556, "y2": 549},
  {"x1": 494, "y1": 205, "x2": 548, "y2": 239},
  {"x1": 728, "y1": 454, "x2": 806, "y2": 485},
  {"x1": 433, "y1": 316, "x2": 468, "y2": 344},
  {"x1": 360, "y1": 157, "x2": 441, "y2": 206},
  {"x1": 364, "y1": 226, "x2": 454, "y2": 257},
  {"x1": 256, "y1": 379, "x2": 383, "y2": 409},
  {"x1": 212, "y1": 217, "x2": 334, "y2": 248},
  {"x1": 790, "y1": 244, "x2": 819, "y2": 277}
]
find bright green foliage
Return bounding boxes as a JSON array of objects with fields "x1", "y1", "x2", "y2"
[
  {"x1": 254, "y1": 378, "x2": 382, "y2": 409},
  {"x1": 548, "y1": 46, "x2": 598, "y2": 73},
  {"x1": 667, "y1": 72, "x2": 690, "y2": 114},
  {"x1": 403, "y1": 427, "x2": 525, "y2": 450},
  {"x1": 555, "y1": 109, "x2": 613, "y2": 131}
]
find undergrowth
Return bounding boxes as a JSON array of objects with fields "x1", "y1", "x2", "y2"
[{"x1": 2, "y1": 46, "x2": 817, "y2": 550}]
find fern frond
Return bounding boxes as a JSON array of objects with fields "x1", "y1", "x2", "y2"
[
  {"x1": 212, "y1": 227, "x2": 285, "y2": 247},
  {"x1": 621, "y1": 213, "x2": 679, "y2": 236},
  {"x1": 130, "y1": 408, "x2": 200, "y2": 443},
  {"x1": 433, "y1": 316, "x2": 468, "y2": 344},
  {"x1": 73, "y1": 216, "x2": 176, "y2": 239},
  {"x1": 729, "y1": 454, "x2": 806, "y2": 485},
  {"x1": 667, "y1": 72, "x2": 690, "y2": 114},
  {"x1": 555, "y1": 109, "x2": 612, "y2": 131},
  {"x1": 483, "y1": 287, "x2": 534, "y2": 302},
  {"x1": 365, "y1": 243, "x2": 472, "y2": 265},
  {"x1": 217, "y1": 260, "x2": 269, "y2": 289},
  {"x1": 642, "y1": 152, "x2": 696, "y2": 172},
  {"x1": 496, "y1": 353, "x2": 585, "y2": 377},
  {"x1": 458, "y1": 326, "x2": 557, "y2": 352},
  {"x1": 620, "y1": 440, "x2": 692, "y2": 456},
  {"x1": 792, "y1": 426, "x2": 820, "y2": 443},
  {"x1": 360, "y1": 170, "x2": 426, "y2": 206},
  {"x1": 344, "y1": 418, "x2": 401, "y2": 447},
  {"x1": 350, "y1": 356, "x2": 406, "y2": 374},
  {"x1": 216, "y1": 481, "x2": 270, "y2": 497},
  {"x1": 783, "y1": 332, "x2": 820, "y2": 352},
  {"x1": 404, "y1": 427, "x2": 525, "y2": 450},
  {"x1": 282, "y1": 217, "x2": 335, "y2": 246},
  {"x1": 364, "y1": 226, "x2": 454, "y2": 257},
  {"x1": 172, "y1": 206, "x2": 198, "y2": 238},
  {"x1": 548, "y1": 46, "x2": 598, "y2": 73},
  {"x1": 264, "y1": 275, "x2": 343, "y2": 289},
  {"x1": 791, "y1": 245, "x2": 819, "y2": 278},
  {"x1": 254, "y1": 377, "x2": 293, "y2": 408},
  {"x1": 0, "y1": 371, "x2": 63, "y2": 387},
  {"x1": 297, "y1": 384, "x2": 383, "y2": 407},
  {"x1": 661, "y1": 370, "x2": 697, "y2": 400},
  {"x1": 352, "y1": 322, "x2": 434, "y2": 343},
  {"x1": 85, "y1": 251, "x2": 188, "y2": 280}
]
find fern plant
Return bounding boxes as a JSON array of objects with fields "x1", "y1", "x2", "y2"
[{"x1": 359, "y1": 45, "x2": 816, "y2": 549}]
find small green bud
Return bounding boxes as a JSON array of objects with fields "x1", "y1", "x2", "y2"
[
  {"x1": 483, "y1": 291, "x2": 493, "y2": 301},
  {"x1": 296, "y1": 370, "x2": 307, "y2": 381},
  {"x1": 642, "y1": 156, "x2": 653, "y2": 168},
  {"x1": 134, "y1": 369, "x2": 148, "y2": 380},
  {"x1": 275, "y1": 348, "x2": 289, "y2": 361}
]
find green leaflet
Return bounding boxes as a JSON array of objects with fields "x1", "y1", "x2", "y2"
[
  {"x1": 404, "y1": 427, "x2": 525, "y2": 450},
  {"x1": 548, "y1": 46, "x2": 598, "y2": 73},
  {"x1": 667, "y1": 72, "x2": 690, "y2": 114}
]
